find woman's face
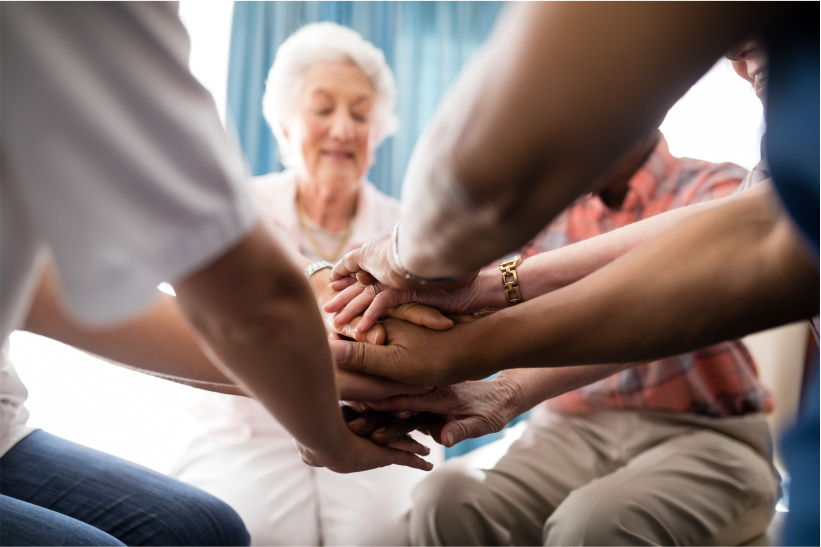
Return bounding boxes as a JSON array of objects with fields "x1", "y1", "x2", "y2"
[
  {"x1": 285, "y1": 60, "x2": 377, "y2": 187},
  {"x1": 725, "y1": 40, "x2": 767, "y2": 101}
]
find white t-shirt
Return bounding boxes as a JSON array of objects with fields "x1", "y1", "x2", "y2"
[{"x1": 0, "y1": 3, "x2": 256, "y2": 455}]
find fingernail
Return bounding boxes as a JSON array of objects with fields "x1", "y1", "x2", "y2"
[
  {"x1": 357, "y1": 402, "x2": 371, "y2": 412},
  {"x1": 421, "y1": 446, "x2": 430, "y2": 455},
  {"x1": 424, "y1": 462, "x2": 434, "y2": 471},
  {"x1": 445, "y1": 432, "x2": 454, "y2": 447},
  {"x1": 373, "y1": 427, "x2": 387, "y2": 435},
  {"x1": 331, "y1": 343, "x2": 350, "y2": 362},
  {"x1": 396, "y1": 411, "x2": 411, "y2": 419},
  {"x1": 350, "y1": 417, "x2": 367, "y2": 427},
  {"x1": 333, "y1": 316, "x2": 344, "y2": 325}
]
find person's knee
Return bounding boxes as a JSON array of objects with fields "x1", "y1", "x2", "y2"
[
  {"x1": 410, "y1": 463, "x2": 492, "y2": 546},
  {"x1": 0, "y1": 495, "x2": 127, "y2": 547},
  {"x1": 543, "y1": 489, "x2": 664, "y2": 546},
  {"x1": 145, "y1": 486, "x2": 250, "y2": 546}
]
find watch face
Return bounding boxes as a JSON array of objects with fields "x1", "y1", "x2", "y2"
[{"x1": 500, "y1": 254, "x2": 522, "y2": 265}]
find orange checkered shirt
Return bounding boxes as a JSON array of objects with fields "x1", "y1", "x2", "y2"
[{"x1": 525, "y1": 136, "x2": 774, "y2": 417}]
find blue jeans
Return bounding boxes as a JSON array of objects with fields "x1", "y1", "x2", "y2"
[{"x1": 0, "y1": 430, "x2": 250, "y2": 546}]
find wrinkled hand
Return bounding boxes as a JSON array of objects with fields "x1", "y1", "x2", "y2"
[
  {"x1": 332, "y1": 317, "x2": 492, "y2": 387},
  {"x1": 324, "y1": 276, "x2": 490, "y2": 334},
  {"x1": 330, "y1": 233, "x2": 478, "y2": 291},
  {"x1": 361, "y1": 379, "x2": 523, "y2": 448}
]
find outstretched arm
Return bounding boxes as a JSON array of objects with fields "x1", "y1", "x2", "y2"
[
  {"x1": 327, "y1": 182, "x2": 774, "y2": 332},
  {"x1": 360, "y1": 365, "x2": 632, "y2": 448},
  {"x1": 332, "y1": 191, "x2": 818, "y2": 386},
  {"x1": 331, "y1": 2, "x2": 772, "y2": 285}
]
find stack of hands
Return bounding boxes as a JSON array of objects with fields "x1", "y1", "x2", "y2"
[{"x1": 299, "y1": 235, "x2": 523, "y2": 472}]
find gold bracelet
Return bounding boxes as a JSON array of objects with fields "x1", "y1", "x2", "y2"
[{"x1": 500, "y1": 255, "x2": 524, "y2": 305}]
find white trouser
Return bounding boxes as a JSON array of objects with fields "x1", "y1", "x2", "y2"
[{"x1": 171, "y1": 395, "x2": 442, "y2": 546}]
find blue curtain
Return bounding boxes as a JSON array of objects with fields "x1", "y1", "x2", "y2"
[
  {"x1": 227, "y1": 1, "x2": 503, "y2": 198},
  {"x1": 227, "y1": 1, "x2": 516, "y2": 458}
]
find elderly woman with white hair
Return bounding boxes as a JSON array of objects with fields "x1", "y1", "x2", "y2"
[{"x1": 170, "y1": 23, "x2": 443, "y2": 546}]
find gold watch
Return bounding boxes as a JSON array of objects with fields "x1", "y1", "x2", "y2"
[{"x1": 500, "y1": 255, "x2": 524, "y2": 305}]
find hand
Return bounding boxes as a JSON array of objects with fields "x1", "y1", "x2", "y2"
[
  {"x1": 344, "y1": 405, "x2": 444, "y2": 448},
  {"x1": 336, "y1": 364, "x2": 433, "y2": 402},
  {"x1": 315, "y1": 272, "x2": 454, "y2": 344},
  {"x1": 330, "y1": 233, "x2": 479, "y2": 291},
  {"x1": 325, "y1": 272, "x2": 499, "y2": 333},
  {"x1": 361, "y1": 378, "x2": 524, "y2": 448},
  {"x1": 331, "y1": 317, "x2": 495, "y2": 387},
  {"x1": 297, "y1": 409, "x2": 433, "y2": 473}
]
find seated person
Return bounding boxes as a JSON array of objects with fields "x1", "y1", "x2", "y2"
[
  {"x1": 324, "y1": 5, "x2": 818, "y2": 543},
  {"x1": 329, "y1": 123, "x2": 784, "y2": 545},
  {"x1": 407, "y1": 130, "x2": 781, "y2": 546},
  {"x1": 170, "y1": 23, "x2": 444, "y2": 546}
]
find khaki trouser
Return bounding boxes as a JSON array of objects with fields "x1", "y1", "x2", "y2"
[{"x1": 411, "y1": 407, "x2": 780, "y2": 546}]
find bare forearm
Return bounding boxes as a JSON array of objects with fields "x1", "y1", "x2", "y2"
[
  {"x1": 513, "y1": 183, "x2": 774, "y2": 301},
  {"x1": 455, "y1": 193, "x2": 818, "y2": 376},
  {"x1": 498, "y1": 364, "x2": 634, "y2": 416},
  {"x1": 399, "y1": 2, "x2": 768, "y2": 279},
  {"x1": 24, "y1": 263, "x2": 236, "y2": 387},
  {"x1": 176, "y1": 223, "x2": 349, "y2": 457}
]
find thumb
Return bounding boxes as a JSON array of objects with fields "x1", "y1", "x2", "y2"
[
  {"x1": 441, "y1": 416, "x2": 495, "y2": 448},
  {"x1": 331, "y1": 339, "x2": 396, "y2": 379}
]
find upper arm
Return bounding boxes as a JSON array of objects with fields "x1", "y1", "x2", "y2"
[{"x1": 2, "y1": 3, "x2": 256, "y2": 326}]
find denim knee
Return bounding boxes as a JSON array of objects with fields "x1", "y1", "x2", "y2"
[
  {"x1": 0, "y1": 494, "x2": 127, "y2": 547},
  {"x1": 139, "y1": 484, "x2": 250, "y2": 546}
]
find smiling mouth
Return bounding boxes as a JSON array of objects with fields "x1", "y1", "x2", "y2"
[{"x1": 321, "y1": 150, "x2": 355, "y2": 160}]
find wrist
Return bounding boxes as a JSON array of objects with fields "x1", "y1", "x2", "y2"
[
  {"x1": 475, "y1": 269, "x2": 508, "y2": 311},
  {"x1": 394, "y1": 221, "x2": 460, "y2": 285},
  {"x1": 308, "y1": 267, "x2": 332, "y2": 298},
  {"x1": 302, "y1": 417, "x2": 354, "y2": 463},
  {"x1": 495, "y1": 370, "x2": 538, "y2": 418},
  {"x1": 489, "y1": 374, "x2": 527, "y2": 424}
]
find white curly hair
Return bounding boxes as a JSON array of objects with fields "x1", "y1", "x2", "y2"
[{"x1": 262, "y1": 22, "x2": 399, "y2": 169}]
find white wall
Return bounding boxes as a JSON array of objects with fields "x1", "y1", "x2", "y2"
[
  {"x1": 9, "y1": 6, "x2": 769, "y2": 474},
  {"x1": 662, "y1": 57, "x2": 764, "y2": 170},
  {"x1": 178, "y1": 0, "x2": 235, "y2": 125}
]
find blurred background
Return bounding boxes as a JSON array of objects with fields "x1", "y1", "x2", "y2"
[{"x1": 12, "y1": 0, "x2": 797, "y2": 476}]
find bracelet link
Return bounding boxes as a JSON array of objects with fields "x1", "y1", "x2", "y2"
[{"x1": 499, "y1": 255, "x2": 524, "y2": 305}]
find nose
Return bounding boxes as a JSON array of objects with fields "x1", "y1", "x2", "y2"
[
  {"x1": 725, "y1": 39, "x2": 759, "y2": 62},
  {"x1": 328, "y1": 111, "x2": 355, "y2": 141}
]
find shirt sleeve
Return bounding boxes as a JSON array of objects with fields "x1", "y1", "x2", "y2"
[{"x1": 0, "y1": 3, "x2": 257, "y2": 325}]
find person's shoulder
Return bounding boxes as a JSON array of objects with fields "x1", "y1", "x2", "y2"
[
  {"x1": 251, "y1": 170, "x2": 295, "y2": 195},
  {"x1": 357, "y1": 180, "x2": 401, "y2": 235},
  {"x1": 666, "y1": 155, "x2": 748, "y2": 191},
  {"x1": 362, "y1": 180, "x2": 401, "y2": 211},
  {"x1": 684, "y1": 157, "x2": 748, "y2": 179},
  {"x1": 249, "y1": 170, "x2": 298, "y2": 222}
]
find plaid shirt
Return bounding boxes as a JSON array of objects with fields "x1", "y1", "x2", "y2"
[{"x1": 527, "y1": 136, "x2": 774, "y2": 417}]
